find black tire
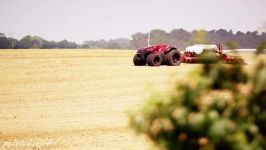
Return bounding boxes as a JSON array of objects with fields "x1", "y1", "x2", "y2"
[
  {"x1": 167, "y1": 50, "x2": 181, "y2": 66},
  {"x1": 133, "y1": 54, "x2": 146, "y2": 66},
  {"x1": 147, "y1": 53, "x2": 162, "y2": 66},
  {"x1": 160, "y1": 53, "x2": 168, "y2": 65}
]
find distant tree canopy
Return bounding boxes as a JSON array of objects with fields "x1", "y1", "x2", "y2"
[
  {"x1": 0, "y1": 34, "x2": 78, "y2": 49},
  {"x1": 131, "y1": 29, "x2": 266, "y2": 49},
  {"x1": 0, "y1": 28, "x2": 266, "y2": 49},
  {"x1": 0, "y1": 33, "x2": 10, "y2": 49}
]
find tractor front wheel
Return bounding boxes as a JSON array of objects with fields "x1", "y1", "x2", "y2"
[
  {"x1": 147, "y1": 53, "x2": 162, "y2": 66},
  {"x1": 133, "y1": 54, "x2": 146, "y2": 66}
]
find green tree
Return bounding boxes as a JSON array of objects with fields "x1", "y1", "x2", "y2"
[
  {"x1": 31, "y1": 36, "x2": 44, "y2": 48},
  {"x1": 191, "y1": 30, "x2": 210, "y2": 44},
  {"x1": 18, "y1": 35, "x2": 44, "y2": 48},
  {"x1": 19, "y1": 35, "x2": 32, "y2": 48},
  {"x1": 0, "y1": 35, "x2": 10, "y2": 49},
  {"x1": 8, "y1": 38, "x2": 19, "y2": 48},
  {"x1": 130, "y1": 32, "x2": 148, "y2": 49},
  {"x1": 57, "y1": 40, "x2": 77, "y2": 48}
]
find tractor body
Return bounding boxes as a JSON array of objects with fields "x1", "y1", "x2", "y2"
[{"x1": 133, "y1": 44, "x2": 181, "y2": 66}]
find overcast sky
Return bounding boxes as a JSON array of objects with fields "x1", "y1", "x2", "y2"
[{"x1": 0, "y1": 0, "x2": 265, "y2": 43}]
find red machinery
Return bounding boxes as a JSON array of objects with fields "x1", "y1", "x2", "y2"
[
  {"x1": 181, "y1": 44, "x2": 246, "y2": 64},
  {"x1": 133, "y1": 44, "x2": 246, "y2": 66},
  {"x1": 133, "y1": 44, "x2": 181, "y2": 66}
]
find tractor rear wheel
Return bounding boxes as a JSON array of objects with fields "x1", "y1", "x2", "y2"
[
  {"x1": 133, "y1": 54, "x2": 146, "y2": 66},
  {"x1": 147, "y1": 53, "x2": 162, "y2": 66},
  {"x1": 167, "y1": 50, "x2": 181, "y2": 66}
]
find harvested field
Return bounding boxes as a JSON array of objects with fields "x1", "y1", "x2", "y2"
[{"x1": 0, "y1": 49, "x2": 265, "y2": 149}]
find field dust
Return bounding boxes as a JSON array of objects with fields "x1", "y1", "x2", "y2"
[{"x1": 0, "y1": 49, "x2": 264, "y2": 149}]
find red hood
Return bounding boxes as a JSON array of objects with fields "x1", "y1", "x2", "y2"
[
  {"x1": 139, "y1": 44, "x2": 169, "y2": 51},
  {"x1": 137, "y1": 44, "x2": 174, "y2": 54}
]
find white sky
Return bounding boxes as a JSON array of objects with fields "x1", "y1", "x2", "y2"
[{"x1": 0, "y1": 0, "x2": 265, "y2": 43}]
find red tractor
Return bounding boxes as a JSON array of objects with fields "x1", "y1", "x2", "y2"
[
  {"x1": 181, "y1": 44, "x2": 246, "y2": 64},
  {"x1": 133, "y1": 44, "x2": 181, "y2": 66}
]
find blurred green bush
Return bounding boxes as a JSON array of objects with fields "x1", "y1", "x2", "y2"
[{"x1": 129, "y1": 44, "x2": 266, "y2": 150}]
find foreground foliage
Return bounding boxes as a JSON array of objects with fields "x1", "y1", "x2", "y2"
[{"x1": 129, "y1": 50, "x2": 266, "y2": 150}]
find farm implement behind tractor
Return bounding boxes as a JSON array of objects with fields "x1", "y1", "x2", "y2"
[{"x1": 181, "y1": 44, "x2": 246, "y2": 65}]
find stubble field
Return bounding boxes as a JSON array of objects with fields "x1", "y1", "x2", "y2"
[{"x1": 0, "y1": 49, "x2": 264, "y2": 149}]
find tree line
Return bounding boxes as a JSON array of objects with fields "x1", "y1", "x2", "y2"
[
  {"x1": 0, "y1": 29, "x2": 266, "y2": 49},
  {"x1": 0, "y1": 33, "x2": 78, "y2": 49}
]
